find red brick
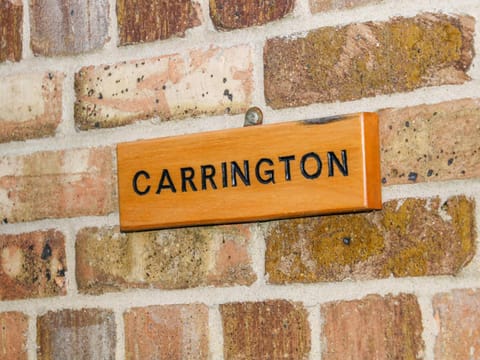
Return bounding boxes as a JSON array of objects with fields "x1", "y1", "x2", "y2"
[
  {"x1": 74, "y1": 45, "x2": 253, "y2": 129},
  {"x1": 0, "y1": 0, "x2": 22, "y2": 62},
  {"x1": 0, "y1": 147, "x2": 115, "y2": 223},
  {"x1": 310, "y1": 0, "x2": 381, "y2": 13},
  {"x1": 37, "y1": 308, "x2": 115, "y2": 360},
  {"x1": 30, "y1": 0, "x2": 109, "y2": 56},
  {"x1": 0, "y1": 312, "x2": 28, "y2": 360},
  {"x1": 380, "y1": 98, "x2": 480, "y2": 185},
  {"x1": 0, "y1": 230, "x2": 66, "y2": 300},
  {"x1": 210, "y1": 0, "x2": 294, "y2": 30},
  {"x1": 433, "y1": 289, "x2": 480, "y2": 359},
  {"x1": 124, "y1": 304, "x2": 209, "y2": 359},
  {"x1": 0, "y1": 72, "x2": 64, "y2": 143},
  {"x1": 264, "y1": 13, "x2": 474, "y2": 109},
  {"x1": 221, "y1": 300, "x2": 311, "y2": 359},
  {"x1": 265, "y1": 196, "x2": 475, "y2": 283},
  {"x1": 76, "y1": 225, "x2": 256, "y2": 294},
  {"x1": 321, "y1": 294, "x2": 424, "y2": 359},
  {"x1": 117, "y1": 0, "x2": 201, "y2": 45}
]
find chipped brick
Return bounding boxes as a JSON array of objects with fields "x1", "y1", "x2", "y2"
[
  {"x1": 0, "y1": 230, "x2": 66, "y2": 300},
  {"x1": 265, "y1": 196, "x2": 475, "y2": 283},
  {"x1": 264, "y1": 13, "x2": 474, "y2": 109}
]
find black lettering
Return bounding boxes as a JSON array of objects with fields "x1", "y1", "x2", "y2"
[
  {"x1": 221, "y1": 162, "x2": 228, "y2": 188},
  {"x1": 132, "y1": 170, "x2": 151, "y2": 195},
  {"x1": 201, "y1": 165, "x2": 217, "y2": 190},
  {"x1": 279, "y1": 155, "x2": 295, "y2": 181},
  {"x1": 328, "y1": 150, "x2": 348, "y2": 176},
  {"x1": 231, "y1": 160, "x2": 250, "y2": 186},
  {"x1": 155, "y1": 169, "x2": 177, "y2": 193},
  {"x1": 181, "y1": 167, "x2": 197, "y2": 192},
  {"x1": 300, "y1": 152, "x2": 322, "y2": 179},
  {"x1": 255, "y1": 158, "x2": 275, "y2": 184}
]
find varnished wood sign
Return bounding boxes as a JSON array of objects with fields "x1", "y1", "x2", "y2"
[{"x1": 117, "y1": 113, "x2": 381, "y2": 231}]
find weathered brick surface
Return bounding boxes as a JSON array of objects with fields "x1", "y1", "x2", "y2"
[
  {"x1": 0, "y1": 72, "x2": 64, "y2": 143},
  {"x1": 76, "y1": 225, "x2": 256, "y2": 294},
  {"x1": 0, "y1": 230, "x2": 66, "y2": 300},
  {"x1": 266, "y1": 196, "x2": 475, "y2": 283},
  {"x1": 37, "y1": 308, "x2": 115, "y2": 360},
  {"x1": 310, "y1": 0, "x2": 381, "y2": 13},
  {"x1": 210, "y1": 0, "x2": 294, "y2": 30},
  {"x1": 0, "y1": 148, "x2": 115, "y2": 223},
  {"x1": 74, "y1": 45, "x2": 253, "y2": 129},
  {"x1": 264, "y1": 13, "x2": 474, "y2": 109},
  {"x1": 380, "y1": 98, "x2": 480, "y2": 185},
  {"x1": 321, "y1": 294, "x2": 424, "y2": 359},
  {"x1": 0, "y1": 0, "x2": 22, "y2": 62},
  {"x1": 0, "y1": 312, "x2": 28, "y2": 360},
  {"x1": 124, "y1": 304, "x2": 209, "y2": 360},
  {"x1": 221, "y1": 300, "x2": 311, "y2": 359},
  {"x1": 117, "y1": 0, "x2": 201, "y2": 45},
  {"x1": 30, "y1": 0, "x2": 109, "y2": 56},
  {"x1": 433, "y1": 289, "x2": 480, "y2": 360}
]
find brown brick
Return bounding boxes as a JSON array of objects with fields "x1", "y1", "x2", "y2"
[
  {"x1": 264, "y1": 13, "x2": 474, "y2": 109},
  {"x1": 265, "y1": 196, "x2": 475, "y2": 283},
  {"x1": 433, "y1": 289, "x2": 480, "y2": 359},
  {"x1": 76, "y1": 225, "x2": 256, "y2": 294},
  {"x1": 0, "y1": 312, "x2": 28, "y2": 360},
  {"x1": 30, "y1": 0, "x2": 109, "y2": 56},
  {"x1": 380, "y1": 98, "x2": 480, "y2": 185},
  {"x1": 117, "y1": 0, "x2": 201, "y2": 46},
  {"x1": 310, "y1": 0, "x2": 381, "y2": 13},
  {"x1": 0, "y1": 0, "x2": 22, "y2": 62},
  {"x1": 74, "y1": 45, "x2": 253, "y2": 129},
  {"x1": 37, "y1": 308, "x2": 115, "y2": 360},
  {"x1": 0, "y1": 230, "x2": 66, "y2": 300},
  {"x1": 0, "y1": 72, "x2": 64, "y2": 143},
  {"x1": 124, "y1": 304, "x2": 209, "y2": 360},
  {"x1": 0, "y1": 148, "x2": 115, "y2": 223},
  {"x1": 210, "y1": 0, "x2": 294, "y2": 30},
  {"x1": 321, "y1": 294, "x2": 424, "y2": 359},
  {"x1": 221, "y1": 300, "x2": 310, "y2": 359}
]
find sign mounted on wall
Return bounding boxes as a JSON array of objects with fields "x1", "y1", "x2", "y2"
[{"x1": 117, "y1": 112, "x2": 382, "y2": 231}]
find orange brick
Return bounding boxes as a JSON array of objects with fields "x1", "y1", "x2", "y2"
[
  {"x1": 0, "y1": 147, "x2": 115, "y2": 223},
  {"x1": 433, "y1": 289, "x2": 480, "y2": 360},
  {"x1": 221, "y1": 300, "x2": 311, "y2": 359},
  {"x1": 0, "y1": 0, "x2": 22, "y2": 62},
  {"x1": 124, "y1": 304, "x2": 209, "y2": 359},
  {"x1": 0, "y1": 312, "x2": 28, "y2": 360},
  {"x1": 321, "y1": 294, "x2": 424, "y2": 359}
]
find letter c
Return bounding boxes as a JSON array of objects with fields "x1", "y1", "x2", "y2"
[{"x1": 132, "y1": 170, "x2": 151, "y2": 195}]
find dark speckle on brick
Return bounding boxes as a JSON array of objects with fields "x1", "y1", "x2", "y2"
[
  {"x1": 408, "y1": 172, "x2": 418, "y2": 181},
  {"x1": 448, "y1": 158, "x2": 454, "y2": 165},
  {"x1": 41, "y1": 242, "x2": 52, "y2": 260}
]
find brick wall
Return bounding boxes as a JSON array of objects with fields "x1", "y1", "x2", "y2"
[{"x1": 0, "y1": 0, "x2": 479, "y2": 358}]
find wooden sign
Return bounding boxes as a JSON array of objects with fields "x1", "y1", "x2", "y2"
[{"x1": 117, "y1": 112, "x2": 381, "y2": 231}]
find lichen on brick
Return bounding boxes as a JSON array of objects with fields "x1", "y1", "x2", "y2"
[
  {"x1": 76, "y1": 225, "x2": 256, "y2": 294},
  {"x1": 265, "y1": 195, "x2": 476, "y2": 283},
  {"x1": 264, "y1": 13, "x2": 474, "y2": 109}
]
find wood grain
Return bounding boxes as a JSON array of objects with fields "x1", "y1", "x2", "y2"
[{"x1": 117, "y1": 113, "x2": 381, "y2": 231}]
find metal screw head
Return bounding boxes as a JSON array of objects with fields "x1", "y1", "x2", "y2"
[{"x1": 244, "y1": 107, "x2": 263, "y2": 127}]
